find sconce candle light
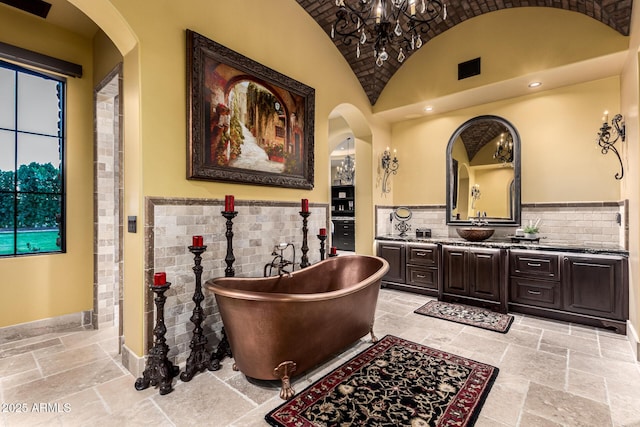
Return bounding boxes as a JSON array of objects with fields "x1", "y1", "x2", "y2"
[
  {"x1": 381, "y1": 147, "x2": 399, "y2": 193},
  {"x1": 471, "y1": 184, "x2": 481, "y2": 209},
  {"x1": 597, "y1": 111, "x2": 625, "y2": 180}
]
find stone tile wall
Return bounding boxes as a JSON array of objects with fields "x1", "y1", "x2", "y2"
[
  {"x1": 94, "y1": 70, "x2": 123, "y2": 328},
  {"x1": 146, "y1": 197, "x2": 330, "y2": 365},
  {"x1": 376, "y1": 201, "x2": 627, "y2": 248}
]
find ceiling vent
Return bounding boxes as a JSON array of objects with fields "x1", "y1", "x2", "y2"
[
  {"x1": 0, "y1": 0, "x2": 51, "y2": 19},
  {"x1": 458, "y1": 57, "x2": 481, "y2": 80}
]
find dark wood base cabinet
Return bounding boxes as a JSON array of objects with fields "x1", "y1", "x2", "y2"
[
  {"x1": 509, "y1": 250, "x2": 628, "y2": 334},
  {"x1": 376, "y1": 242, "x2": 439, "y2": 296},
  {"x1": 377, "y1": 242, "x2": 405, "y2": 285},
  {"x1": 375, "y1": 240, "x2": 629, "y2": 334},
  {"x1": 442, "y1": 245, "x2": 507, "y2": 313},
  {"x1": 332, "y1": 220, "x2": 355, "y2": 251}
]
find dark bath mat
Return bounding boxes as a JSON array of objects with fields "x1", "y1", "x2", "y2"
[
  {"x1": 414, "y1": 300, "x2": 514, "y2": 333},
  {"x1": 265, "y1": 334, "x2": 499, "y2": 427}
]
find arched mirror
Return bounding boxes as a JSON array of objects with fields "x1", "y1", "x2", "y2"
[{"x1": 446, "y1": 115, "x2": 521, "y2": 225}]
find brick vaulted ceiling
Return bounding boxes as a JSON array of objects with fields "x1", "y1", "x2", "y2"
[{"x1": 296, "y1": 0, "x2": 633, "y2": 105}]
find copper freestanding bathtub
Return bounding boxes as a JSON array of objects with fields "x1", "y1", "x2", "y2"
[{"x1": 205, "y1": 254, "x2": 389, "y2": 399}]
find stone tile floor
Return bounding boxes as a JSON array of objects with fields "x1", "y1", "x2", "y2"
[{"x1": 1, "y1": 288, "x2": 640, "y2": 426}]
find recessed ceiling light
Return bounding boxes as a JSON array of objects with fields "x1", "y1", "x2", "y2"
[
  {"x1": 528, "y1": 81, "x2": 542, "y2": 88},
  {"x1": 424, "y1": 106, "x2": 433, "y2": 112}
]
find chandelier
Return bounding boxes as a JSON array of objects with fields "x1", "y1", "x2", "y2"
[
  {"x1": 336, "y1": 139, "x2": 356, "y2": 184},
  {"x1": 493, "y1": 132, "x2": 513, "y2": 164},
  {"x1": 331, "y1": 0, "x2": 447, "y2": 67}
]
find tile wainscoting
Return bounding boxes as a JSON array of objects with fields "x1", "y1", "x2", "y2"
[
  {"x1": 144, "y1": 197, "x2": 330, "y2": 368},
  {"x1": 376, "y1": 201, "x2": 627, "y2": 248}
]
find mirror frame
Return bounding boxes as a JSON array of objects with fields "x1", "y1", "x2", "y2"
[
  {"x1": 445, "y1": 115, "x2": 521, "y2": 226},
  {"x1": 393, "y1": 207, "x2": 412, "y2": 221}
]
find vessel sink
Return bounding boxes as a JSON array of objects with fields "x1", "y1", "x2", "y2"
[{"x1": 456, "y1": 227, "x2": 495, "y2": 242}]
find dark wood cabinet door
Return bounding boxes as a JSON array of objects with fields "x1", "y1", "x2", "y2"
[
  {"x1": 377, "y1": 243, "x2": 405, "y2": 284},
  {"x1": 562, "y1": 255, "x2": 627, "y2": 321},
  {"x1": 468, "y1": 248, "x2": 501, "y2": 301},
  {"x1": 442, "y1": 246, "x2": 468, "y2": 295}
]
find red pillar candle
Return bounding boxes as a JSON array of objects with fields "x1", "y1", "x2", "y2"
[
  {"x1": 330, "y1": 246, "x2": 337, "y2": 255},
  {"x1": 153, "y1": 272, "x2": 166, "y2": 286},
  {"x1": 192, "y1": 235, "x2": 203, "y2": 247},
  {"x1": 301, "y1": 198, "x2": 309, "y2": 212},
  {"x1": 319, "y1": 228, "x2": 327, "y2": 236},
  {"x1": 224, "y1": 195, "x2": 235, "y2": 212}
]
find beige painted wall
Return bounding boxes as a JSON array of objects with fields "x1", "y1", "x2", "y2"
[
  {"x1": 375, "y1": 8, "x2": 628, "y2": 113},
  {"x1": 93, "y1": 30, "x2": 122, "y2": 86},
  {"x1": 620, "y1": 5, "x2": 640, "y2": 352},
  {"x1": 391, "y1": 77, "x2": 621, "y2": 205},
  {"x1": 0, "y1": 7, "x2": 94, "y2": 327}
]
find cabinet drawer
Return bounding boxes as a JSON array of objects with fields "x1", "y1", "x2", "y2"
[
  {"x1": 407, "y1": 244, "x2": 438, "y2": 266},
  {"x1": 334, "y1": 221, "x2": 354, "y2": 231},
  {"x1": 510, "y1": 251, "x2": 560, "y2": 280},
  {"x1": 406, "y1": 266, "x2": 438, "y2": 290},
  {"x1": 510, "y1": 277, "x2": 560, "y2": 308}
]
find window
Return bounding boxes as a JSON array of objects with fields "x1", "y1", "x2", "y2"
[{"x1": 0, "y1": 60, "x2": 65, "y2": 256}]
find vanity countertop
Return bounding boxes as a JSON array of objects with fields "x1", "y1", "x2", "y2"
[{"x1": 375, "y1": 234, "x2": 629, "y2": 256}]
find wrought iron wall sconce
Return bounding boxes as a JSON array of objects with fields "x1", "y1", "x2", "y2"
[
  {"x1": 597, "y1": 111, "x2": 625, "y2": 180},
  {"x1": 381, "y1": 147, "x2": 399, "y2": 193}
]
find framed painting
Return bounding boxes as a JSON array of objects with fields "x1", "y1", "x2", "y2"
[{"x1": 186, "y1": 30, "x2": 315, "y2": 189}]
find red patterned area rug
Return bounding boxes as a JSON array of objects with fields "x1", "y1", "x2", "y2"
[
  {"x1": 414, "y1": 300, "x2": 514, "y2": 333},
  {"x1": 265, "y1": 335, "x2": 498, "y2": 427}
]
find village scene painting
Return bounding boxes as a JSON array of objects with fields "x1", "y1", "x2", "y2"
[
  {"x1": 187, "y1": 32, "x2": 315, "y2": 188},
  {"x1": 187, "y1": 30, "x2": 315, "y2": 189}
]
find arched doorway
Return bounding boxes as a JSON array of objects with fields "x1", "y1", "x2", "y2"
[{"x1": 328, "y1": 104, "x2": 374, "y2": 254}]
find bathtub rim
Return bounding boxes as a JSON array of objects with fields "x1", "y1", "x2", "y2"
[{"x1": 205, "y1": 254, "x2": 389, "y2": 303}]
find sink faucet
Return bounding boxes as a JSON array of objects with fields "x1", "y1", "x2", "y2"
[
  {"x1": 471, "y1": 212, "x2": 488, "y2": 227},
  {"x1": 264, "y1": 243, "x2": 296, "y2": 277}
]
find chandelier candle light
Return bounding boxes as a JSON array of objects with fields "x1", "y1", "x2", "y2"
[
  {"x1": 336, "y1": 138, "x2": 356, "y2": 185},
  {"x1": 471, "y1": 184, "x2": 481, "y2": 209},
  {"x1": 597, "y1": 111, "x2": 625, "y2": 180},
  {"x1": 493, "y1": 132, "x2": 513, "y2": 164},
  {"x1": 331, "y1": 0, "x2": 447, "y2": 67}
]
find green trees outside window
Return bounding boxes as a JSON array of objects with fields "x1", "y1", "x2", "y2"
[{"x1": 0, "y1": 60, "x2": 65, "y2": 256}]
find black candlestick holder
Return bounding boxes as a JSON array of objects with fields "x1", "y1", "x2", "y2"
[
  {"x1": 180, "y1": 244, "x2": 220, "y2": 382},
  {"x1": 222, "y1": 210, "x2": 238, "y2": 277},
  {"x1": 299, "y1": 211, "x2": 310, "y2": 268},
  {"x1": 317, "y1": 234, "x2": 327, "y2": 261},
  {"x1": 135, "y1": 282, "x2": 180, "y2": 395}
]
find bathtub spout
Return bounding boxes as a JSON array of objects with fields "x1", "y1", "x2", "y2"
[{"x1": 264, "y1": 243, "x2": 296, "y2": 277}]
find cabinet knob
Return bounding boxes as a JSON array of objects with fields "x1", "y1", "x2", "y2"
[
  {"x1": 527, "y1": 262, "x2": 541, "y2": 267},
  {"x1": 527, "y1": 290, "x2": 542, "y2": 295},
  {"x1": 416, "y1": 274, "x2": 426, "y2": 279},
  {"x1": 416, "y1": 252, "x2": 427, "y2": 256}
]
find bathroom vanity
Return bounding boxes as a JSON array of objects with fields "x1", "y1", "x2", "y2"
[{"x1": 375, "y1": 236, "x2": 629, "y2": 334}]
